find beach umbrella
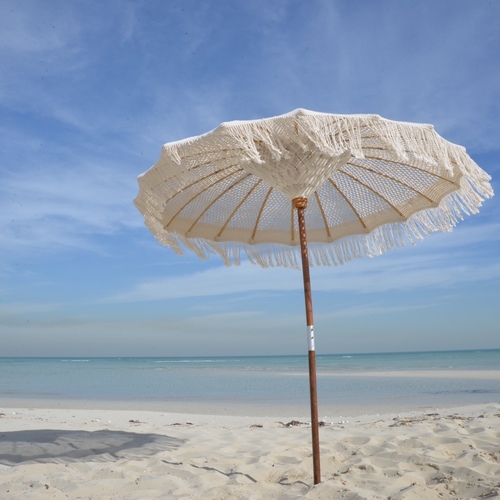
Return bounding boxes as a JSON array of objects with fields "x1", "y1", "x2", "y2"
[{"x1": 134, "y1": 108, "x2": 493, "y2": 484}]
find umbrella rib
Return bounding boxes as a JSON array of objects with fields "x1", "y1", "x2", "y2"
[
  {"x1": 327, "y1": 179, "x2": 368, "y2": 229},
  {"x1": 348, "y1": 163, "x2": 436, "y2": 203},
  {"x1": 164, "y1": 169, "x2": 243, "y2": 229},
  {"x1": 216, "y1": 179, "x2": 264, "y2": 239},
  {"x1": 363, "y1": 155, "x2": 458, "y2": 184},
  {"x1": 164, "y1": 164, "x2": 243, "y2": 203},
  {"x1": 337, "y1": 171, "x2": 406, "y2": 218},
  {"x1": 251, "y1": 186, "x2": 273, "y2": 242},
  {"x1": 313, "y1": 191, "x2": 332, "y2": 239},
  {"x1": 187, "y1": 173, "x2": 254, "y2": 234}
]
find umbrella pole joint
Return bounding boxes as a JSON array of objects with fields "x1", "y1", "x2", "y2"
[{"x1": 293, "y1": 196, "x2": 321, "y2": 485}]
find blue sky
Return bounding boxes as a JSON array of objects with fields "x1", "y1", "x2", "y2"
[{"x1": 1, "y1": 0, "x2": 498, "y2": 357}]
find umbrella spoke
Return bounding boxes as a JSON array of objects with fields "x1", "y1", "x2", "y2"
[
  {"x1": 164, "y1": 164, "x2": 243, "y2": 203},
  {"x1": 346, "y1": 162, "x2": 438, "y2": 204},
  {"x1": 250, "y1": 186, "x2": 273, "y2": 243},
  {"x1": 337, "y1": 170, "x2": 406, "y2": 218},
  {"x1": 216, "y1": 179, "x2": 264, "y2": 240},
  {"x1": 313, "y1": 191, "x2": 333, "y2": 239},
  {"x1": 186, "y1": 173, "x2": 254, "y2": 235},
  {"x1": 364, "y1": 155, "x2": 459, "y2": 184},
  {"x1": 326, "y1": 178, "x2": 368, "y2": 229},
  {"x1": 163, "y1": 169, "x2": 243, "y2": 229}
]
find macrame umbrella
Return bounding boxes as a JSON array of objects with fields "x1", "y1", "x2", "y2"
[{"x1": 134, "y1": 108, "x2": 493, "y2": 484}]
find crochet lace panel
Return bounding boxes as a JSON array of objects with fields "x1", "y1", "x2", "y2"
[{"x1": 135, "y1": 109, "x2": 493, "y2": 268}]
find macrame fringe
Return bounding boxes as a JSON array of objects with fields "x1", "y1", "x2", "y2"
[
  {"x1": 142, "y1": 171, "x2": 493, "y2": 269},
  {"x1": 213, "y1": 110, "x2": 474, "y2": 177},
  {"x1": 135, "y1": 109, "x2": 494, "y2": 269},
  {"x1": 137, "y1": 110, "x2": 492, "y2": 216}
]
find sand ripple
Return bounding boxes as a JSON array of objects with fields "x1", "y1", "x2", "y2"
[{"x1": 0, "y1": 404, "x2": 499, "y2": 498}]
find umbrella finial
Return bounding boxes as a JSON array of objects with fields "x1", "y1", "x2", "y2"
[{"x1": 292, "y1": 197, "x2": 308, "y2": 210}]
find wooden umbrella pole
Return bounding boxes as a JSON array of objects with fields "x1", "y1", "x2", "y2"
[{"x1": 293, "y1": 196, "x2": 321, "y2": 485}]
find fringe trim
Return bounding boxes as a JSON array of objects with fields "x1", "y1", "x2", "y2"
[
  {"x1": 212, "y1": 111, "x2": 475, "y2": 177},
  {"x1": 138, "y1": 110, "x2": 491, "y2": 208},
  {"x1": 144, "y1": 174, "x2": 493, "y2": 269},
  {"x1": 135, "y1": 109, "x2": 494, "y2": 268}
]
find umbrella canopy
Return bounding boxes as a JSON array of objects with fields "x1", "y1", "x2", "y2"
[
  {"x1": 134, "y1": 109, "x2": 493, "y2": 485},
  {"x1": 135, "y1": 109, "x2": 492, "y2": 268}
]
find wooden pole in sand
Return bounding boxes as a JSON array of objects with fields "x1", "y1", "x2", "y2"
[{"x1": 293, "y1": 196, "x2": 321, "y2": 485}]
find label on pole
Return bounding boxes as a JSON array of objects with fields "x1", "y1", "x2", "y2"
[{"x1": 307, "y1": 325, "x2": 315, "y2": 351}]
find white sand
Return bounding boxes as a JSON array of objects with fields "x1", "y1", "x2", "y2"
[{"x1": 1, "y1": 401, "x2": 499, "y2": 499}]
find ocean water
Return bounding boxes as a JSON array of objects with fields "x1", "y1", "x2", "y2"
[{"x1": 1, "y1": 350, "x2": 499, "y2": 416}]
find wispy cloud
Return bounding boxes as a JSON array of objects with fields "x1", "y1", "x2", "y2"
[
  {"x1": 0, "y1": 159, "x2": 141, "y2": 258},
  {"x1": 0, "y1": 301, "x2": 58, "y2": 316},
  {"x1": 0, "y1": 1, "x2": 498, "y2": 355},
  {"x1": 256, "y1": 1, "x2": 500, "y2": 151},
  {"x1": 107, "y1": 221, "x2": 500, "y2": 303},
  {"x1": 318, "y1": 301, "x2": 437, "y2": 320}
]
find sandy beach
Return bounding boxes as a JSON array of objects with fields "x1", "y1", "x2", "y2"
[{"x1": 1, "y1": 400, "x2": 499, "y2": 499}]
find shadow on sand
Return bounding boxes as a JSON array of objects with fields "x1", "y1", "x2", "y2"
[{"x1": 0, "y1": 429, "x2": 184, "y2": 465}]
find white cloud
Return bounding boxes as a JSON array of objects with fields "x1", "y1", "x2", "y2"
[
  {"x1": 264, "y1": 1, "x2": 500, "y2": 152},
  {"x1": 108, "y1": 221, "x2": 500, "y2": 303},
  {"x1": 0, "y1": 1, "x2": 79, "y2": 53},
  {"x1": 318, "y1": 301, "x2": 436, "y2": 320},
  {"x1": 0, "y1": 159, "x2": 141, "y2": 257},
  {"x1": 0, "y1": 0, "x2": 498, "y2": 356},
  {"x1": 0, "y1": 301, "x2": 58, "y2": 316}
]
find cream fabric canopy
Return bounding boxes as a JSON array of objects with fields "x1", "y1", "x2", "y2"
[{"x1": 134, "y1": 109, "x2": 493, "y2": 268}]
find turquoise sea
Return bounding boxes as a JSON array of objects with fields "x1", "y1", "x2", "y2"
[{"x1": 1, "y1": 350, "x2": 499, "y2": 416}]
